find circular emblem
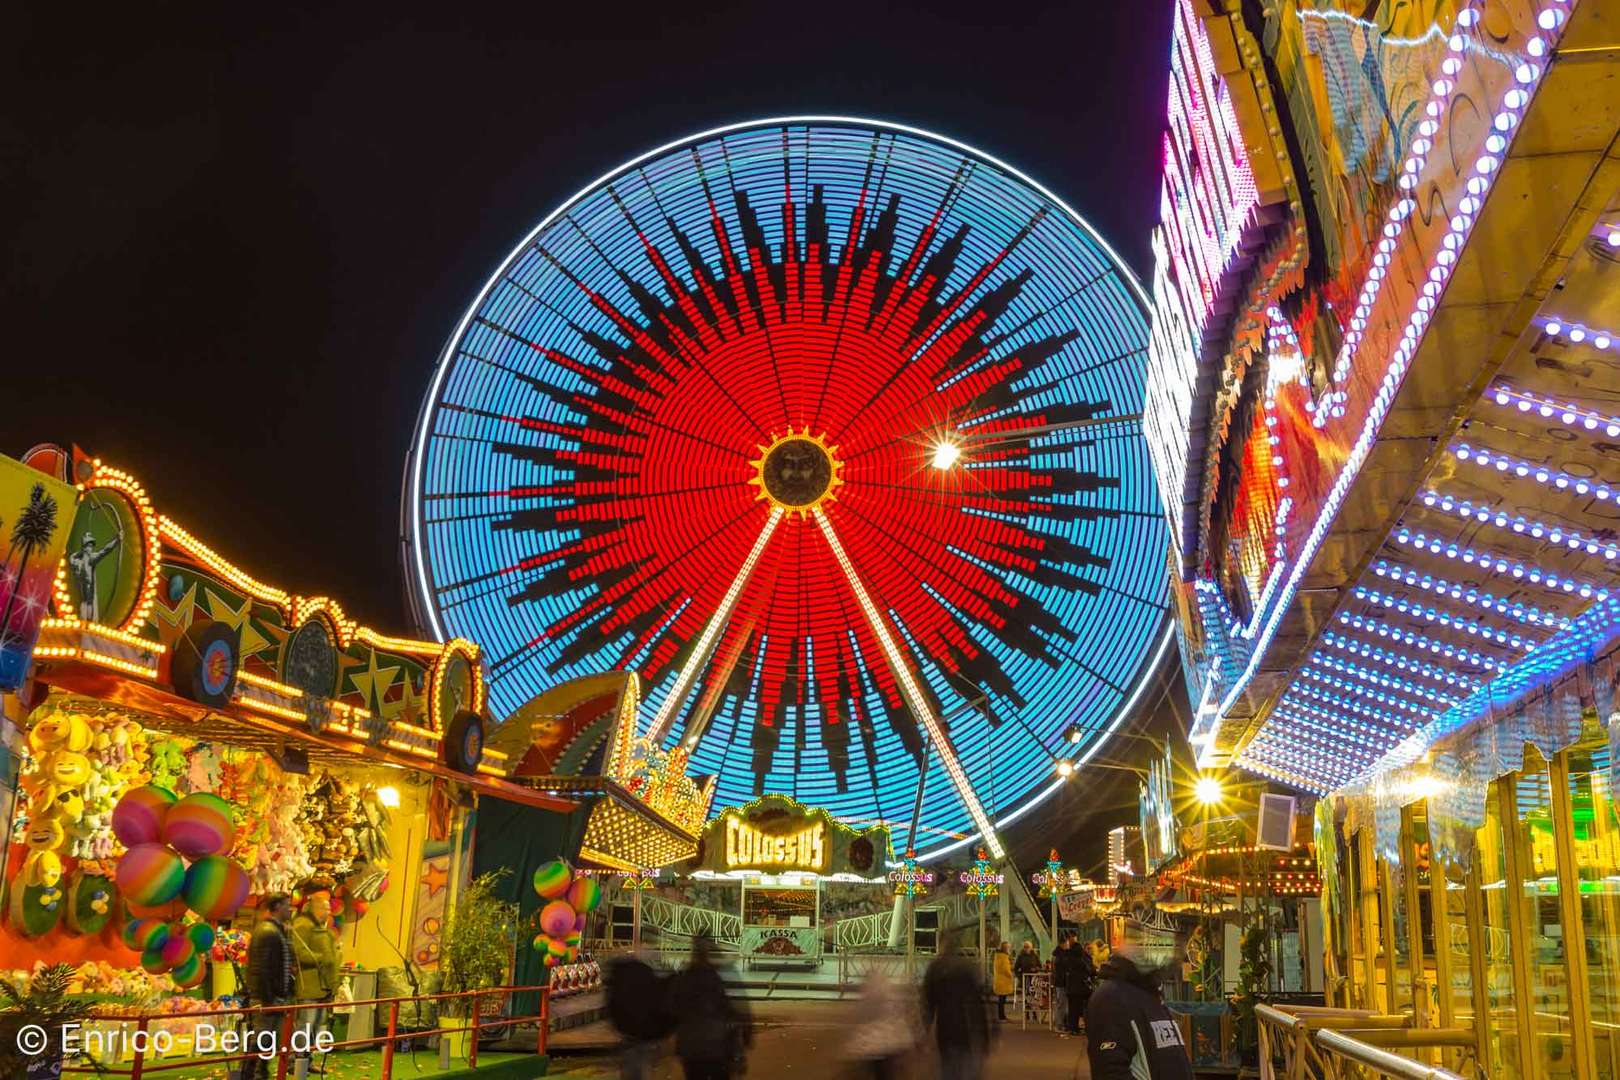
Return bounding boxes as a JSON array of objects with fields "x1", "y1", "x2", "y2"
[
  {"x1": 172, "y1": 620, "x2": 239, "y2": 708},
  {"x1": 282, "y1": 619, "x2": 338, "y2": 733},
  {"x1": 752, "y1": 430, "x2": 842, "y2": 514}
]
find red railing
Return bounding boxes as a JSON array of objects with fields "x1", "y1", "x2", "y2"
[{"x1": 57, "y1": 984, "x2": 551, "y2": 1080}]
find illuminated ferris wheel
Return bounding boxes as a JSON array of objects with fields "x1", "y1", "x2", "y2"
[{"x1": 405, "y1": 118, "x2": 1170, "y2": 859}]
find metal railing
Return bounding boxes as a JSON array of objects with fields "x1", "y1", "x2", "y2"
[
  {"x1": 55, "y1": 984, "x2": 550, "y2": 1080},
  {"x1": 1256, "y1": 1003, "x2": 1476, "y2": 1080},
  {"x1": 637, "y1": 893, "x2": 742, "y2": 943}
]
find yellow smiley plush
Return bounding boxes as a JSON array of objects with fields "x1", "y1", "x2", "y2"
[
  {"x1": 42, "y1": 790, "x2": 84, "y2": 824},
  {"x1": 42, "y1": 750, "x2": 92, "y2": 789},
  {"x1": 28, "y1": 713, "x2": 91, "y2": 755},
  {"x1": 26, "y1": 819, "x2": 65, "y2": 851}
]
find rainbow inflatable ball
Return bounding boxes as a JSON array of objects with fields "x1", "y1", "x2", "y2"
[
  {"x1": 117, "y1": 843, "x2": 186, "y2": 906},
  {"x1": 546, "y1": 935, "x2": 570, "y2": 962},
  {"x1": 171, "y1": 954, "x2": 207, "y2": 989},
  {"x1": 112, "y1": 785, "x2": 178, "y2": 847},
  {"x1": 186, "y1": 922, "x2": 216, "y2": 953},
  {"x1": 122, "y1": 916, "x2": 156, "y2": 951},
  {"x1": 160, "y1": 931, "x2": 196, "y2": 969},
  {"x1": 163, "y1": 792, "x2": 237, "y2": 859},
  {"x1": 565, "y1": 876, "x2": 600, "y2": 914},
  {"x1": 539, "y1": 900, "x2": 576, "y2": 938},
  {"x1": 141, "y1": 948, "x2": 169, "y2": 975},
  {"x1": 532, "y1": 859, "x2": 572, "y2": 900},
  {"x1": 182, "y1": 855, "x2": 251, "y2": 920}
]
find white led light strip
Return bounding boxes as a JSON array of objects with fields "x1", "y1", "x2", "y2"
[
  {"x1": 813, "y1": 506, "x2": 1006, "y2": 860},
  {"x1": 647, "y1": 507, "x2": 784, "y2": 743}
]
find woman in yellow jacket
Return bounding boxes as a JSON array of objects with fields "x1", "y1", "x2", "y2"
[{"x1": 991, "y1": 941, "x2": 1015, "y2": 1021}]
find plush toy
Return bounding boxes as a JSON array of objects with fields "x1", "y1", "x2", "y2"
[{"x1": 147, "y1": 740, "x2": 188, "y2": 791}]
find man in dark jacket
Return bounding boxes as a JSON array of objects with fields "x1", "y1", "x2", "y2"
[
  {"x1": 1067, "y1": 936, "x2": 1098, "y2": 1034},
  {"x1": 241, "y1": 894, "x2": 296, "y2": 1080},
  {"x1": 1085, "y1": 945, "x2": 1194, "y2": 1080},
  {"x1": 922, "y1": 933, "x2": 991, "y2": 1080}
]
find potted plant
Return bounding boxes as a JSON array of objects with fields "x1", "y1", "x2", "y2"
[
  {"x1": 1229, "y1": 907, "x2": 1274, "y2": 1067},
  {"x1": 438, "y1": 871, "x2": 519, "y2": 1066},
  {"x1": 0, "y1": 964, "x2": 99, "y2": 1079}
]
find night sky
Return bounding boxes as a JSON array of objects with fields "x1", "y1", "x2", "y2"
[{"x1": 10, "y1": 2, "x2": 1178, "y2": 865}]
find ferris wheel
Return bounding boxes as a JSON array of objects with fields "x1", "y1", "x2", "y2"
[{"x1": 405, "y1": 118, "x2": 1170, "y2": 859}]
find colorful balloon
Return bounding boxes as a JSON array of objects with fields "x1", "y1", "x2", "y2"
[
  {"x1": 186, "y1": 922, "x2": 216, "y2": 952},
  {"x1": 160, "y1": 932, "x2": 196, "y2": 968},
  {"x1": 182, "y1": 856, "x2": 250, "y2": 920},
  {"x1": 573, "y1": 911, "x2": 588, "y2": 934},
  {"x1": 111, "y1": 786, "x2": 177, "y2": 848},
  {"x1": 531, "y1": 933, "x2": 550, "y2": 952},
  {"x1": 565, "y1": 876, "x2": 601, "y2": 914},
  {"x1": 162, "y1": 793, "x2": 236, "y2": 858},
  {"x1": 539, "y1": 899, "x2": 576, "y2": 938},
  {"x1": 563, "y1": 931, "x2": 582, "y2": 951},
  {"x1": 171, "y1": 953, "x2": 207, "y2": 989},
  {"x1": 541, "y1": 951, "x2": 562, "y2": 968},
  {"x1": 121, "y1": 917, "x2": 148, "y2": 950},
  {"x1": 546, "y1": 934, "x2": 570, "y2": 960},
  {"x1": 117, "y1": 843, "x2": 185, "y2": 906},
  {"x1": 532, "y1": 859, "x2": 572, "y2": 900},
  {"x1": 141, "y1": 947, "x2": 169, "y2": 975},
  {"x1": 126, "y1": 897, "x2": 187, "y2": 920}
]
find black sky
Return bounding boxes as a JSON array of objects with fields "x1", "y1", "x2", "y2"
[{"x1": 8, "y1": 2, "x2": 1177, "y2": 862}]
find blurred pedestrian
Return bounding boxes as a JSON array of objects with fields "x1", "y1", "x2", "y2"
[
  {"x1": 1065, "y1": 934, "x2": 1096, "y2": 1034},
  {"x1": 668, "y1": 934, "x2": 752, "y2": 1080},
  {"x1": 922, "y1": 932, "x2": 989, "y2": 1080},
  {"x1": 608, "y1": 945, "x2": 673, "y2": 1079},
  {"x1": 990, "y1": 942, "x2": 1014, "y2": 1021},
  {"x1": 846, "y1": 968, "x2": 916, "y2": 1079},
  {"x1": 1085, "y1": 944, "x2": 1193, "y2": 1080}
]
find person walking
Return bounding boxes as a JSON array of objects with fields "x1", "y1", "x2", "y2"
[
  {"x1": 845, "y1": 969, "x2": 916, "y2": 1079},
  {"x1": 990, "y1": 942, "x2": 1014, "y2": 1022},
  {"x1": 922, "y1": 932, "x2": 990, "y2": 1080},
  {"x1": 667, "y1": 934, "x2": 752, "y2": 1080},
  {"x1": 1012, "y1": 941, "x2": 1041, "y2": 1021},
  {"x1": 241, "y1": 894, "x2": 297, "y2": 1080},
  {"x1": 1066, "y1": 934, "x2": 1097, "y2": 1035},
  {"x1": 1049, "y1": 936, "x2": 1072, "y2": 1034},
  {"x1": 607, "y1": 945, "x2": 672, "y2": 1080},
  {"x1": 289, "y1": 890, "x2": 341, "y2": 1080},
  {"x1": 1085, "y1": 944, "x2": 1194, "y2": 1080}
]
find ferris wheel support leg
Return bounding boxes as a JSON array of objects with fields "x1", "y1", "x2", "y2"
[
  {"x1": 647, "y1": 507, "x2": 784, "y2": 747},
  {"x1": 811, "y1": 507, "x2": 1005, "y2": 861}
]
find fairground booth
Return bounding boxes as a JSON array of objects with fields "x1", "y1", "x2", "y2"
[
  {"x1": 1144, "y1": 0, "x2": 1620, "y2": 1076},
  {"x1": 0, "y1": 448, "x2": 702, "y2": 1076}
]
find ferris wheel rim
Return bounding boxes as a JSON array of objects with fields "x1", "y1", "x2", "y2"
[{"x1": 402, "y1": 114, "x2": 1151, "y2": 643}]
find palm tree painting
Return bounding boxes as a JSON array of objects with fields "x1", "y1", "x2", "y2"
[{"x1": 0, "y1": 460, "x2": 76, "y2": 691}]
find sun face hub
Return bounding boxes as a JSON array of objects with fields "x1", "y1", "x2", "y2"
[{"x1": 750, "y1": 428, "x2": 842, "y2": 517}]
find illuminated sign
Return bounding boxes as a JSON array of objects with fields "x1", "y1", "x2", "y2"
[
  {"x1": 888, "y1": 852, "x2": 935, "y2": 897},
  {"x1": 957, "y1": 849, "x2": 1002, "y2": 897},
  {"x1": 724, "y1": 813, "x2": 826, "y2": 873},
  {"x1": 1139, "y1": 743, "x2": 1180, "y2": 873},
  {"x1": 1145, "y1": 0, "x2": 1294, "y2": 569}
]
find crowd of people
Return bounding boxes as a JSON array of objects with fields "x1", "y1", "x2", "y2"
[{"x1": 605, "y1": 930, "x2": 1193, "y2": 1080}]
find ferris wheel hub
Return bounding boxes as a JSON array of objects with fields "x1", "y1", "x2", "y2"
[{"x1": 749, "y1": 428, "x2": 843, "y2": 518}]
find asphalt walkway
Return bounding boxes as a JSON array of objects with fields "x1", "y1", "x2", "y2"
[{"x1": 546, "y1": 1001, "x2": 1092, "y2": 1079}]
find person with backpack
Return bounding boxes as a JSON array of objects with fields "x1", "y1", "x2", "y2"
[
  {"x1": 1065, "y1": 934, "x2": 1097, "y2": 1034},
  {"x1": 607, "y1": 945, "x2": 673, "y2": 1080},
  {"x1": 1085, "y1": 943, "x2": 1194, "y2": 1080}
]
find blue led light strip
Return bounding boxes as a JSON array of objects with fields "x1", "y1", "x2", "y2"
[
  {"x1": 1351, "y1": 586, "x2": 1534, "y2": 650},
  {"x1": 1489, "y1": 382, "x2": 1620, "y2": 438},
  {"x1": 1303, "y1": 657, "x2": 1459, "y2": 709},
  {"x1": 1391, "y1": 530, "x2": 1608, "y2": 600},
  {"x1": 1451, "y1": 443, "x2": 1614, "y2": 503},
  {"x1": 1334, "y1": 613, "x2": 1504, "y2": 670},
  {"x1": 1316, "y1": 630, "x2": 1482, "y2": 691},
  {"x1": 1287, "y1": 681, "x2": 1420, "y2": 727},
  {"x1": 1420, "y1": 491, "x2": 1620, "y2": 560},
  {"x1": 1370, "y1": 559, "x2": 1570, "y2": 629}
]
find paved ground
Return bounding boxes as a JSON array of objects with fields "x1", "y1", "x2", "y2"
[{"x1": 546, "y1": 1001, "x2": 1093, "y2": 1079}]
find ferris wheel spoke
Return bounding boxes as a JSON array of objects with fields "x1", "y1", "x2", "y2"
[
  {"x1": 645, "y1": 506, "x2": 784, "y2": 746},
  {"x1": 811, "y1": 506, "x2": 1005, "y2": 860}
]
